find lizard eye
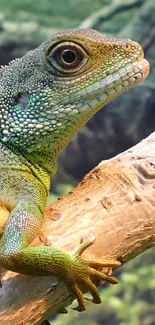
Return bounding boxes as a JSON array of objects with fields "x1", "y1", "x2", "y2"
[
  {"x1": 61, "y1": 49, "x2": 77, "y2": 65},
  {"x1": 46, "y1": 42, "x2": 88, "y2": 74}
]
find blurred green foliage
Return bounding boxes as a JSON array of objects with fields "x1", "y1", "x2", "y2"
[
  {"x1": 0, "y1": 0, "x2": 110, "y2": 48},
  {"x1": 47, "y1": 183, "x2": 74, "y2": 204},
  {"x1": 0, "y1": 0, "x2": 107, "y2": 25}
]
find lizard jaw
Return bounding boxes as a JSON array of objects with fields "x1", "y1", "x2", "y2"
[{"x1": 69, "y1": 58, "x2": 150, "y2": 114}]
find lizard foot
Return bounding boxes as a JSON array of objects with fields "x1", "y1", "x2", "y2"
[{"x1": 69, "y1": 236, "x2": 121, "y2": 311}]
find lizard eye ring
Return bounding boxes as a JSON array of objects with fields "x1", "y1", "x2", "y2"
[{"x1": 46, "y1": 41, "x2": 88, "y2": 74}]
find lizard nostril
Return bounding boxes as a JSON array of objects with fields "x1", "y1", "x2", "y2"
[
  {"x1": 123, "y1": 42, "x2": 132, "y2": 53},
  {"x1": 124, "y1": 42, "x2": 131, "y2": 49}
]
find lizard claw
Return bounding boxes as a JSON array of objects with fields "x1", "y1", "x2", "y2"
[{"x1": 69, "y1": 237, "x2": 121, "y2": 311}]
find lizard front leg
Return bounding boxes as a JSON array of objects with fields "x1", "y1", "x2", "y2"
[{"x1": 0, "y1": 199, "x2": 120, "y2": 311}]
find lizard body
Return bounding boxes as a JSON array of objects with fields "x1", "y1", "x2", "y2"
[{"x1": 0, "y1": 29, "x2": 149, "y2": 311}]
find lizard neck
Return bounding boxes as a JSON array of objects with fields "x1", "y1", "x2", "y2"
[
  {"x1": 1, "y1": 142, "x2": 58, "y2": 193},
  {"x1": 24, "y1": 147, "x2": 58, "y2": 181}
]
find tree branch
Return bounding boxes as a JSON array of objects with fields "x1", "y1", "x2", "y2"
[{"x1": 0, "y1": 132, "x2": 155, "y2": 325}]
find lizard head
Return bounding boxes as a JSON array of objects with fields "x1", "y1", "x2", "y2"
[{"x1": 0, "y1": 29, "x2": 149, "y2": 158}]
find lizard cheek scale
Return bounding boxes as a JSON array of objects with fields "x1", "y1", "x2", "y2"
[{"x1": 0, "y1": 29, "x2": 149, "y2": 311}]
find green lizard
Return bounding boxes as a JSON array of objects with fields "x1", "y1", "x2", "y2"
[{"x1": 0, "y1": 29, "x2": 149, "y2": 312}]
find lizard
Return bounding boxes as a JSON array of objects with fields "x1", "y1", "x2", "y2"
[{"x1": 0, "y1": 28, "x2": 149, "y2": 312}]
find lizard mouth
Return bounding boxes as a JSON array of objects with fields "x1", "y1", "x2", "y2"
[
  {"x1": 91, "y1": 58, "x2": 150, "y2": 109},
  {"x1": 67, "y1": 58, "x2": 150, "y2": 113}
]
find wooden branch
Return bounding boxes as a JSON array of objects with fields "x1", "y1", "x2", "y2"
[{"x1": 0, "y1": 132, "x2": 155, "y2": 325}]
